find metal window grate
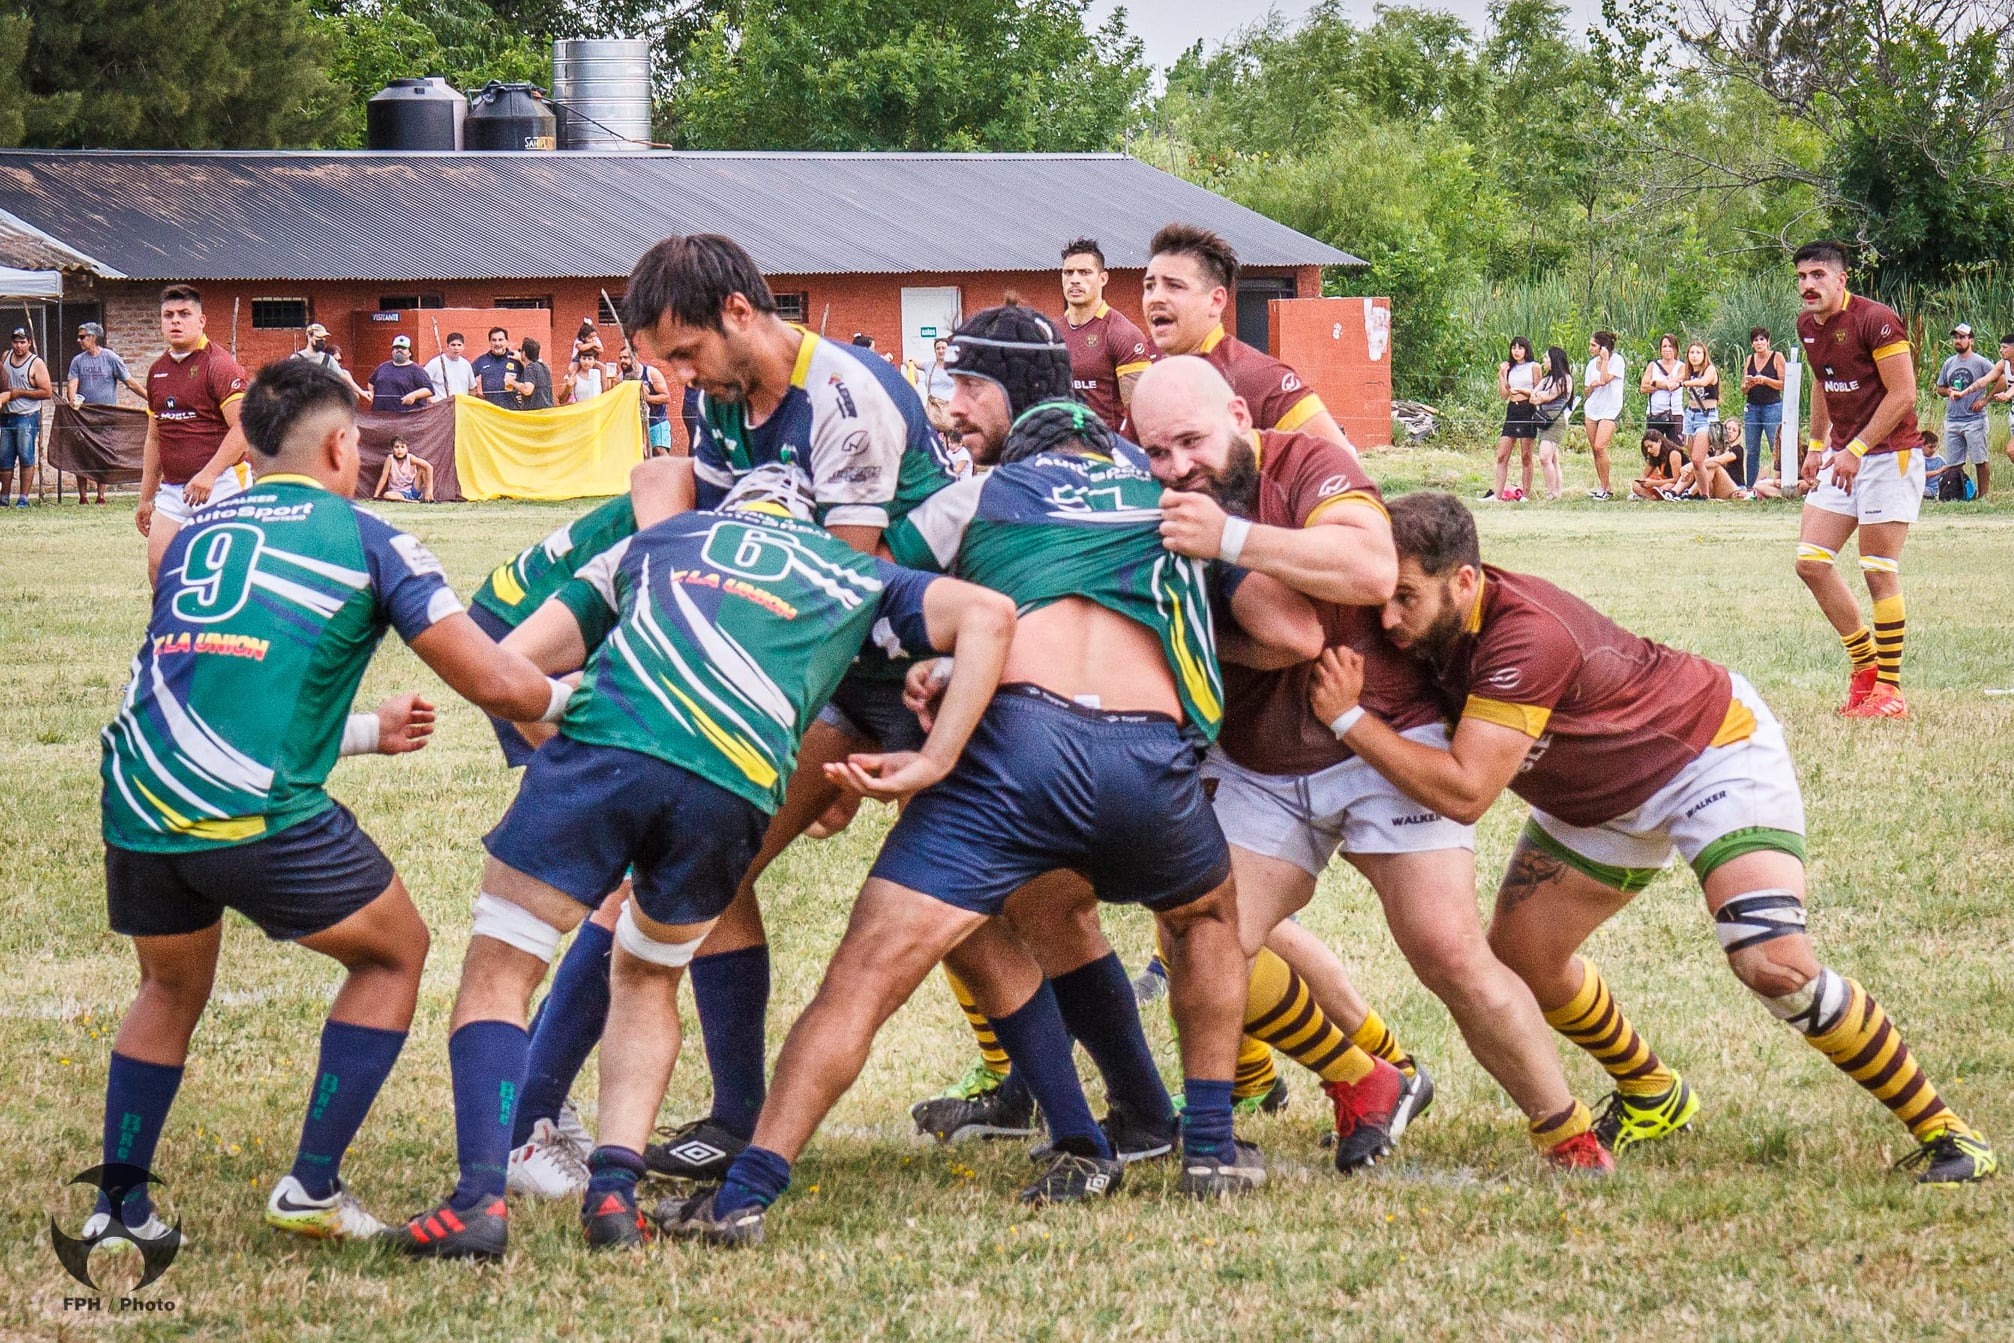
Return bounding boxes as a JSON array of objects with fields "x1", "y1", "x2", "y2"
[{"x1": 250, "y1": 299, "x2": 308, "y2": 329}]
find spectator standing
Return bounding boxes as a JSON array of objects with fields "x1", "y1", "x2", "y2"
[
  {"x1": 424, "y1": 331, "x2": 476, "y2": 400},
  {"x1": 1488, "y1": 335, "x2": 1538, "y2": 501},
  {"x1": 1641, "y1": 333, "x2": 1684, "y2": 443},
  {"x1": 680, "y1": 377, "x2": 701, "y2": 452},
  {"x1": 0, "y1": 327, "x2": 51, "y2": 506},
  {"x1": 560, "y1": 346, "x2": 605, "y2": 405},
  {"x1": 1680, "y1": 340, "x2": 1723, "y2": 484},
  {"x1": 470, "y1": 327, "x2": 524, "y2": 407},
  {"x1": 1532, "y1": 344, "x2": 1574, "y2": 500},
  {"x1": 67, "y1": 322, "x2": 147, "y2": 504},
  {"x1": 372, "y1": 436, "x2": 435, "y2": 501},
  {"x1": 1935, "y1": 324, "x2": 1994, "y2": 498},
  {"x1": 622, "y1": 345, "x2": 674, "y2": 453},
  {"x1": 572, "y1": 318, "x2": 605, "y2": 365},
  {"x1": 1739, "y1": 327, "x2": 1787, "y2": 486},
  {"x1": 919, "y1": 336, "x2": 957, "y2": 434},
  {"x1": 516, "y1": 337, "x2": 555, "y2": 410},
  {"x1": 367, "y1": 335, "x2": 434, "y2": 413},
  {"x1": 1582, "y1": 331, "x2": 1626, "y2": 499},
  {"x1": 291, "y1": 322, "x2": 371, "y2": 403}
]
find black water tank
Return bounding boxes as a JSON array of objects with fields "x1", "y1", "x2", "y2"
[
  {"x1": 366, "y1": 78, "x2": 464, "y2": 151},
  {"x1": 465, "y1": 82, "x2": 557, "y2": 152}
]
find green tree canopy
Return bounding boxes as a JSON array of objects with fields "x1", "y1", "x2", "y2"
[
  {"x1": 0, "y1": 0, "x2": 342, "y2": 148},
  {"x1": 667, "y1": 0, "x2": 1148, "y2": 151}
]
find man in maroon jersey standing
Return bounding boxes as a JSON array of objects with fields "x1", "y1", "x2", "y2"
[{"x1": 1059, "y1": 238, "x2": 1156, "y2": 427}]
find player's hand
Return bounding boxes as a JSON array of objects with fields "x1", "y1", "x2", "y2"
[
  {"x1": 823, "y1": 750, "x2": 947, "y2": 801},
  {"x1": 1309, "y1": 647, "x2": 1365, "y2": 722},
  {"x1": 1158, "y1": 488, "x2": 1229, "y2": 559},
  {"x1": 183, "y1": 466, "x2": 219, "y2": 506},
  {"x1": 1826, "y1": 450, "x2": 1862, "y2": 492},
  {"x1": 134, "y1": 496, "x2": 153, "y2": 535},
  {"x1": 903, "y1": 658, "x2": 951, "y2": 731},
  {"x1": 373, "y1": 693, "x2": 435, "y2": 754}
]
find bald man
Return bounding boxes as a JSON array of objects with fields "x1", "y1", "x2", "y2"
[{"x1": 1129, "y1": 358, "x2": 1609, "y2": 1172}]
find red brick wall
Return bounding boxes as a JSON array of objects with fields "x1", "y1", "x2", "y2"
[
  {"x1": 1271, "y1": 295, "x2": 1393, "y2": 448},
  {"x1": 88, "y1": 263, "x2": 1320, "y2": 397}
]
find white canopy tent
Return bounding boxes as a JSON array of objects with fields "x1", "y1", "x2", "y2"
[{"x1": 0, "y1": 266, "x2": 62, "y2": 300}]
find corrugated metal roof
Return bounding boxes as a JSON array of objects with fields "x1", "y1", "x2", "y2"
[{"x1": 0, "y1": 150, "x2": 1362, "y2": 282}]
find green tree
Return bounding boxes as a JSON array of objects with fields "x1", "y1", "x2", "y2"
[
  {"x1": 311, "y1": 0, "x2": 550, "y2": 148},
  {"x1": 668, "y1": 0, "x2": 1147, "y2": 151},
  {"x1": 0, "y1": 0, "x2": 342, "y2": 148}
]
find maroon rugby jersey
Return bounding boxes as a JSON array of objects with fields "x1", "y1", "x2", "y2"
[
  {"x1": 147, "y1": 338, "x2": 248, "y2": 485},
  {"x1": 1219, "y1": 429, "x2": 1440, "y2": 776},
  {"x1": 1062, "y1": 301, "x2": 1155, "y2": 428},
  {"x1": 1431, "y1": 566, "x2": 1750, "y2": 827},
  {"x1": 1796, "y1": 294, "x2": 1920, "y2": 456},
  {"x1": 1122, "y1": 325, "x2": 1328, "y2": 442}
]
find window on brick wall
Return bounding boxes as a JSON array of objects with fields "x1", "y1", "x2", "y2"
[
  {"x1": 495, "y1": 295, "x2": 551, "y2": 310},
  {"x1": 250, "y1": 299, "x2": 309, "y2": 329},
  {"x1": 774, "y1": 292, "x2": 809, "y2": 325},
  {"x1": 597, "y1": 292, "x2": 624, "y2": 325},
  {"x1": 378, "y1": 295, "x2": 445, "y2": 311}
]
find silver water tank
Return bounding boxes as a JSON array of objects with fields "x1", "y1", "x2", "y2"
[{"x1": 552, "y1": 38, "x2": 653, "y2": 151}]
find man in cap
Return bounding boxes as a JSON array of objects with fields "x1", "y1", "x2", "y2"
[
  {"x1": 368, "y1": 336, "x2": 436, "y2": 414},
  {"x1": 1934, "y1": 323, "x2": 1994, "y2": 498},
  {"x1": 293, "y1": 322, "x2": 372, "y2": 403}
]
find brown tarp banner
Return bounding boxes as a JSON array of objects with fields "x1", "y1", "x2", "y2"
[
  {"x1": 48, "y1": 402, "x2": 146, "y2": 483},
  {"x1": 354, "y1": 398, "x2": 462, "y2": 502}
]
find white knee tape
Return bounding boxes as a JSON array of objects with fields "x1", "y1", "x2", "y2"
[
  {"x1": 1796, "y1": 542, "x2": 1836, "y2": 564},
  {"x1": 470, "y1": 892, "x2": 564, "y2": 963},
  {"x1": 614, "y1": 899, "x2": 705, "y2": 969},
  {"x1": 1858, "y1": 554, "x2": 1899, "y2": 575},
  {"x1": 1714, "y1": 889, "x2": 1806, "y2": 954},
  {"x1": 1762, "y1": 965, "x2": 1850, "y2": 1036}
]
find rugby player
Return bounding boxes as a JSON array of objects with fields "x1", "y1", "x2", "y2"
[
  {"x1": 94, "y1": 358, "x2": 572, "y2": 1245},
  {"x1": 1126, "y1": 223, "x2": 1347, "y2": 449},
  {"x1": 501, "y1": 233, "x2": 965, "y2": 1189},
  {"x1": 138, "y1": 286, "x2": 254, "y2": 585},
  {"x1": 453, "y1": 462, "x2": 695, "y2": 1201},
  {"x1": 1791, "y1": 241, "x2": 1924, "y2": 719},
  {"x1": 666, "y1": 357, "x2": 1324, "y2": 1248},
  {"x1": 394, "y1": 465, "x2": 1018, "y2": 1259},
  {"x1": 1133, "y1": 358, "x2": 1610, "y2": 1172},
  {"x1": 1059, "y1": 237, "x2": 1157, "y2": 426},
  {"x1": 1314, "y1": 491, "x2": 1997, "y2": 1182}
]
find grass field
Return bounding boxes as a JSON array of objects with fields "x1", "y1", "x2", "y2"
[{"x1": 6, "y1": 450, "x2": 2014, "y2": 1341}]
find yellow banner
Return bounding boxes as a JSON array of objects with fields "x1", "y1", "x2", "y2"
[{"x1": 452, "y1": 380, "x2": 644, "y2": 501}]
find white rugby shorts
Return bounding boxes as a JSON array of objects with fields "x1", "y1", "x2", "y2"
[
  {"x1": 1203, "y1": 723, "x2": 1474, "y2": 878},
  {"x1": 1806, "y1": 448, "x2": 1923, "y2": 527},
  {"x1": 155, "y1": 462, "x2": 253, "y2": 526}
]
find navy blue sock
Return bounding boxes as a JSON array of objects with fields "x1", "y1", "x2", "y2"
[
  {"x1": 448, "y1": 1020, "x2": 530, "y2": 1210},
  {"x1": 100, "y1": 1053, "x2": 183, "y2": 1225},
  {"x1": 689, "y1": 943, "x2": 770, "y2": 1141},
  {"x1": 1050, "y1": 953, "x2": 1175, "y2": 1128},
  {"x1": 288, "y1": 1020, "x2": 406, "y2": 1198},
  {"x1": 714, "y1": 1144, "x2": 792, "y2": 1215},
  {"x1": 991, "y1": 983, "x2": 1110, "y2": 1159},
  {"x1": 1182, "y1": 1078, "x2": 1234, "y2": 1160},
  {"x1": 512, "y1": 920, "x2": 613, "y2": 1145},
  {"x1": 584, "y1": 1145, "x2": 646, "y2": 1210}
]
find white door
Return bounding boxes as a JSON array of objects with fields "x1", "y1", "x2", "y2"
[{"x1": 900, "y1": 287, "x2": 962, "y2": 370}]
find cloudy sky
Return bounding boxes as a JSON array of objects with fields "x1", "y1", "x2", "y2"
[{"x1": 1086, "y1": 0, "x2": 1608, "y2": 70}]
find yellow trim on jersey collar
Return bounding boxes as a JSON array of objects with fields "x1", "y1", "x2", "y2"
[
  {"x1": 1463, "y1": 571, "x2": 1487, "y2": 634},
  {"x1": 1248, "y1": 428, "x2": 1265, "y2": 468},
  {"x1": 788, "y1": 325, "x2": 819, "y2": 390},
  {"x1": 256, "y1": 473, "x2": 325, "y2": 490},
  {"x1": 1094, "y1": 300, "x2": 1110, "y2": 320},
  {"x1": 1200, "y1": 325, "x2": 1227, "y2": 354}
]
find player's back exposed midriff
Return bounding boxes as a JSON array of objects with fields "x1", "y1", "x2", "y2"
[{"x1": 999, "y1": 596, "x2": 1183, "y2": 722}]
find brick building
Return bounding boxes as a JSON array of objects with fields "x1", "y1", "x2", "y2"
[{"x1": 0, "y1": 149, "x2": 1383, "y2": 436}]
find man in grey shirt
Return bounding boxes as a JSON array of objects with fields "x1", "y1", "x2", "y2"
[
  {"x1": 1936, "y1": 323, "x2": 1995, "y2": 496},
  {"x1": 67, "y1": 323, "x2": 147, "y2": 406}
]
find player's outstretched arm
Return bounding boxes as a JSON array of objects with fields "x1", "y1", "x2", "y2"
[
  {"x1": 408, "y1": 612, "x2": 571, "y2": 724},
  {"x1": 628, "y1": 455, "x2": 696, "y2": 529},
  {"x1": 1159, "y1": 488, "x2": 1396, "y2": 606},
  {"x1": 339, "y1": 693, "x2": 436, "y2": 757},
  {"x1": 1311, "y1": 647, "x2": 1528, "y2": 825},
  {"x1": 826, "y1": 578, "x2": 1015, "y2": 801},
  {"x1": 500, "y1": 596, "x2": 591, "y2": 676},
  {"x1": 1221, "y1": 570, "x2": 1324, "y2": 669}
]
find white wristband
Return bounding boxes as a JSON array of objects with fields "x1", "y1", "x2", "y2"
[
  {"x1": 539, "y1": 677, "x2": 574, "y2": 724},
  {"x1": 339, "y1": 712, "x2": 381, "y2": 757},
  {"x1": 1327, "y1": 706, "x2": 1366, "y2": 740},
  {"x1": 929, "y1": 657, "x2": 954, "y2": 687},
  {"x1": 1219, "y1": 516, "x2": 1252, "y2": 566}
]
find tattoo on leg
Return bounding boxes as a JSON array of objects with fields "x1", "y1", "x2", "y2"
[{"x1": 1497, "y1": 841, "x2": 1567, "y2": 913}]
